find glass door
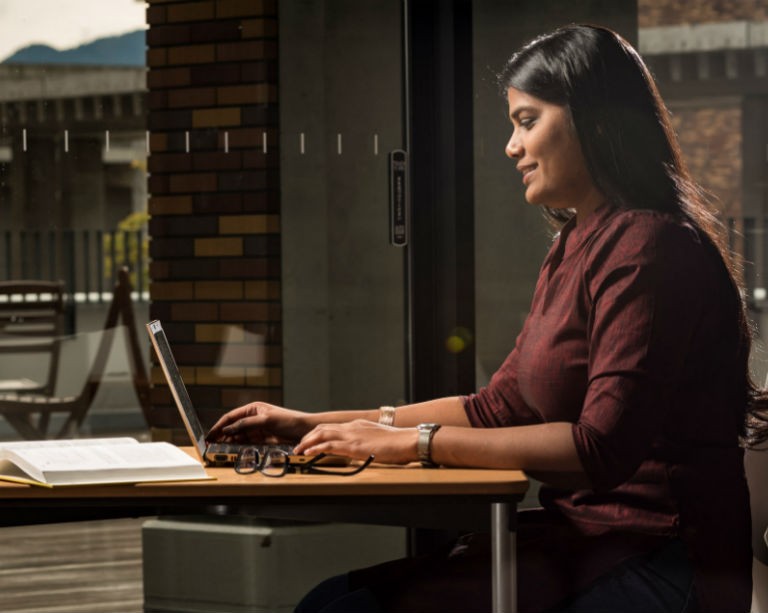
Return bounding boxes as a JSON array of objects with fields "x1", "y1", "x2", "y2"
[{"x1": 279, "y1": 0, "x2": 408, "y2": 411}]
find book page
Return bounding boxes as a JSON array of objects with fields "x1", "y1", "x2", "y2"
[
  {"x1": 10, "y1": 442, "x2": 199, "y2": 473},
  {"x1": 0, "y1": 437, "x2": 138, "y2": 452},
  {"x1": 0, "y1": 442, "x2": 208, "y2": 486}
]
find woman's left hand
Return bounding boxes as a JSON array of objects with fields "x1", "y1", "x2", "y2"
[{"x1": 292, "y1": 419, "x2": 418, "y2": 465}]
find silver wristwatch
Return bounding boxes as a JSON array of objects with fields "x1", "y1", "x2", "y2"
[{"x1": 416, "y1": 423, "x2": 441, "y2": 467}]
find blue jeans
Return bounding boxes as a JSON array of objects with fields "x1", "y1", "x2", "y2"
[{"x1": 293, "y1": 538, "x2": 696, "y2": 613}]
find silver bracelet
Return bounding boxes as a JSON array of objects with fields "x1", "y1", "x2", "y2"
[{"x1": 378, "y1": 405, "x2": 396, "y2": 427}]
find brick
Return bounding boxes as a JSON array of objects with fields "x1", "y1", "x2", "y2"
[
  {"x1": 169, "y1": 172, "x2": 218, "y2": 193},
  {"x1": 171, "y1": 302, "x2": 219, "y2": 321},
  {"x1": 216, "y1": 343, "x2": 267, "y2": 366},
  {"x1": 167, "y1": 87, "x2": 216, "y2": 109},
  {"x1": 150, "y1": 281, "x2": 195, "y2": 300},
  {"x1": 149, "y1": 260, "x2": 171, "y2": 280},
  {"x1": 240, "y1": 191, "x2": 276, "y2": 213},
  {"x1": 219, "y1": 214, "x2": 279, "y2": 235},
  {"x1": 216, "y1": 0, "x2": 265, "y2": 18},
  {"x1": 149, "y1": 195, "x2": 194, "y2": 215},
  {"x1": 167, "y1": 1, "x2": 215, "y2": 23},
  {"x1": 639, "y1": 0, "x2": 768, "y2": 27},
  {"x1": 195, "y1": 280, "x2": 244, "y2": 300},
  {"x1": 245, "y1": 280, "x2": 280, "y2": 300},
  {"x1": 189, "y1": 21, "x2": 243, "y2": 43},
  {"x1": 219, "y1": 257, "x2": 276, "y2": 278},
  {"x1": 194, "y1": 192, "x2": 243, "y2": 213},
  {"x1": 220, "y1": 301, "x2": 281, "y2": 322},
  {"x1": 147, "y1": 5, "x2": 167, "y2": 25},
  {"x1": 192, "y1": 151, "x2": 243, "y2": 171},
  {"x1": 196, "y1": 367, "x2": 246, "y2": 386},
  {"x1": 148, "y1": 152, "x2": 192, "y2": 173},
  {"x1": 168, "y1": 44, "x2": 216, "y2": 65},
  {"x1": 672, "y1": 105, "x2": 741, "y2": 217},
  {"x1": 218, "y1": 170, "x2": 269, "y2": 192},
  {"x1": 225, "y1": 127, "x2": 268, "y2": 149},
  {"x1": 147, "y1": 48, "x2": 168, "y2": 67},
  {"x1": 148, "y1": 90, "x2": 169, "y2": 110},
  {"x1": 166, "y1": 128, "x2": 219, "y2": 152},
  {"x1": 147, "y1": 67, "x2": 191, "y2": 89},
  {"x1": 243, "y1": 235, "x2": 281, "y2": 257},
  {"x1": 242, "y1": 150, "x2": 272, "y2": 169},
  {"x1": 173, "y1": 343, "x2": 221, "y2": 365},
  {"x1": 148, "y1": 174, "x2": 170, "y2": 194},
  {"x1": 190, "y1": 63, "x2": 241, "y2": 86},
  {"x1": 146, "y1": 0, "x2": 284, "y2": 415},
  {"x1": 217, "y1": 84, "x2": 273, "y2": 105},
  {"x1": 241, "y1": 60, "x2": 277, "y2": 83},
  {"x1": 162, "y1": 321, "x2": 197, "y2": 343},
  {"x1": 168, "y1": 259, "x2": 219, "y2": 279},
  {"x1": 247, "y1": 367, "x2": 281, "y2": 387},
  {"x1": 221, "y1": 388, "x2": 283, "y2": 409},
  {"x1": 195, "y1": 323, "x2": 244, "y2": 342},
  {"x1": 240, "y1": 18, "x2": 278, "y2": 39},
  {"x1": 216, "y1": 40, "x2": 277, "y2": 63},
  {"x1": 150, "y1": 367, "x2": 171, "y2": 387},
  {"x1": 150, "y1": 215, "x2": 218, "y2": 236},
  {"x1": 194, "y1": 237, "x2": 243, "y2": 257},
  {"x1": 149, "y1": 302, "x2": 172, "y2": 322},
  {"x1": 149, "y1": 132, "x2": 168, "y2": 152},
  {"x1": 150, "y1": 237, "x2": 195, "y2": 258},
  {"x1": 149, "y1": 106, "x2": 194, "y2": 131},
  {"x1": 192, "y1": 107, "x2": 241, "y2": 128},
  {"x1": 246, "y1": 322, "x2": 281, "y2": 345},
  {"x1": 147, "y1": 24, "x2": 193, "y2": 46}
]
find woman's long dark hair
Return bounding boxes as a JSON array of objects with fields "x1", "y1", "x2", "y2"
[{"x1": 499, "y1": 24, "x2": 768, "y2": 447}]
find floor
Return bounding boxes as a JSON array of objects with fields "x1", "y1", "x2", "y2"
[{"x1": 0, "y1": 517, "x2": 145, "y2": 613}]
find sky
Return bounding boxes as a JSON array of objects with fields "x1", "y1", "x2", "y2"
[{"x1": 0, "y1": 0, "x2": 146, "y2": 62}]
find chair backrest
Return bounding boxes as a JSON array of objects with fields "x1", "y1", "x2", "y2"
[
  {"x1": 747, "y1": 369, "x2": 768, "y2": 566},
  {"x1": 0, "y1": 280, "x2": 66, "y2": 396},
  {"x1": 60, "y1": 267, "x2": 151, "y2": 434}
]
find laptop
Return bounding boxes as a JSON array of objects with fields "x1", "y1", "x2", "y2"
[{"x1": 146, "y1": 319, "x2": 297, "y2": 467}]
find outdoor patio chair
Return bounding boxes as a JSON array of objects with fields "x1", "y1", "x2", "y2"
[
  {"x1": 0, "y1": 279, "x2": 67, "y2": 397},
  {"x1": 0, "y1": 267, "x2": 150, "y2": 439}
]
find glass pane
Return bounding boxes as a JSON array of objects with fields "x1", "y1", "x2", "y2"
[
  {"x1": 279, "y1": 0, "x2": 406, "y2": 411},
  {"x1": 0, "y1": 0, "x2": 149, "y2": 439}
]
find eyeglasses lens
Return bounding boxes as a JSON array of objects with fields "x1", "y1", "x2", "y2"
[
  {"x1": 261, "y1": 449, "x2": 289, "y2": 477},
  {"x1": 235, "y1": 447, "x2": 259, "y2": 474}
]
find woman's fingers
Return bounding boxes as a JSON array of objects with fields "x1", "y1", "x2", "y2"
[
  {"x1": 294, "y1": 420, "x2": 416, "y2": 464},
  {"x1": 206, "y1": 403, "x2": 263, "y2": 441}
]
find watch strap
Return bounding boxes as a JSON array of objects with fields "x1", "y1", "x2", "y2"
[{"x1": 417, "y1": 423, "x2": 441, "y2": 467}]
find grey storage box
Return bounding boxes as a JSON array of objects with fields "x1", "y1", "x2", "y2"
[{"x1": 143, "y1": 516, "x2": 406, "y2": 613}]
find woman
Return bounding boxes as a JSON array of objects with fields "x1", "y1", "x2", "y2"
[{"x1": 207, "y1": 24, "x2": 768, "y2": 612}]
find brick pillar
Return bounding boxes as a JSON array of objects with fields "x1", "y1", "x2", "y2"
[{"x1": 146, "y1": 0, "x2": 280, "y2": 438}]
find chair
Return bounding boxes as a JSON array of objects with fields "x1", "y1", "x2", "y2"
[
  {"x1": 747, "y1": 446, "x2": 768, "y2": 612},
  {"x1": 0, "y1": 267, "x2": 150, "y2": 439},
  {"x1": 748, "y1": 366, "x2": 768, "y2": 612},
  {"x1": 0, "y1": 279, "x2": 66, "y2": 396}
]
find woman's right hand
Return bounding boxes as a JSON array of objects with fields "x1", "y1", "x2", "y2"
[{"x1": 205, "y1": 402, "x2": 313, "y2": 445}]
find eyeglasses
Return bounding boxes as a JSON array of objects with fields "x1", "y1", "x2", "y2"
[{"x1": 234, "y1": 447, "x2": 374, "y2": 478}]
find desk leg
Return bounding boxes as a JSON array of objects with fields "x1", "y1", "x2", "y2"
[{"x1": 491, "y1": 502, "x2": 517, "y2": 613}]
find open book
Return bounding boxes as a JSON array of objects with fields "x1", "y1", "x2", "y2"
[{"x1": 0, "y1": 437, "x2": 211, "y2": 487}]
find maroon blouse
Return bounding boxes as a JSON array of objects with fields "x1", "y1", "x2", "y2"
[{"x1": 463, "y1": 205, "x2": 752, "y2": 612}]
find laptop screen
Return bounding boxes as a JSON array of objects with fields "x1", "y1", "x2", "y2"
[{"x1": 146, "y1": 320, "x2": 207, "y2": 462}]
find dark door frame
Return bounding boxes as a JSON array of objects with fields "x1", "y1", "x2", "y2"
[{"x1": 405, "y1": 0, "x2": 476, "y2": 404}]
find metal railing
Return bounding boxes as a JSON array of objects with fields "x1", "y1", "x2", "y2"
[{"x1": 0, "y1": 229, "x2": 148, "y2": 303}]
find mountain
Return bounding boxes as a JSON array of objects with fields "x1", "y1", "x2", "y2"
[{"x1": 2, "y1": 30, "x2": 145, "y2": 66}]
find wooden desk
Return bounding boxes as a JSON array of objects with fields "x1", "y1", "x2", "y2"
[{"x1": 0, "y1": 450, "x2": 529, "y2": 613}]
